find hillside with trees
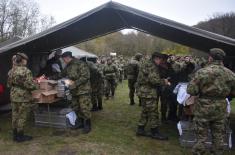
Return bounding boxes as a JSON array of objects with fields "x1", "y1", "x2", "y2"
[
  {"x1": 76, "y1": 31, "x2": 190, "y2": 56},
  {"x1": 196, "y1": 12, "x2": 235, "y2": 39}
]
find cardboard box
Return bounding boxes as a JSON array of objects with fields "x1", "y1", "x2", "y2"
[
  {"x1": 32, "y1": 90, "x2": 44, "y2": 99},
  {"x1": 32, "y1": 90, "x2": 58, "y2": 103},
  {"x1": 39, "y1": 80, "x2": 57, "y2": 91}
]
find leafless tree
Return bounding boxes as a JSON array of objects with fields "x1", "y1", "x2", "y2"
[{"x1": 0, "y1": 0, "x2": 55, "y2": 42}]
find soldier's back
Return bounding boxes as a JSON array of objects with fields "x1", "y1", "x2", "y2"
[
  {"x1": 8, "y1": 66, "x2": 36, "y2": 102},
  {"x1": 126, "y1": 59, "x2": 139, "y2": 79},
  {"x1": 196, "y1": 62, "x2": 235, "y2": 98}
]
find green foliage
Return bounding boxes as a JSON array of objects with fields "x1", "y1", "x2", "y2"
[
  {"x1": 161, "y1": 44, "x2": 191, "y2": 56},
  {"x1": 77, "y1": 31, "x2": 191, "y2": 56},
  {"x1": 196, "y1": 12, "x2": 235, "y2": 39}
]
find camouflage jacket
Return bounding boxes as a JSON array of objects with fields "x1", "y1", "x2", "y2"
[
  {"x1": 103, "y1": 64, "x2": 118, "y2": 80},
  {"x1": 126, "y1": 58, "x2": 140, "y2": 80},
  {"x1": 136, "y1": 60, "x2": 165, "y2": 99},
  {"x1": 7, "y1": 66, "x2": 38, "y2": 102},
  {"x1": 61, "y1": 59, "x2": 91, "y2": 96},
  {"x1": 87, "y1": 61, "x2": 104, "y2": 92},
  {"x1": 187, "y1": 61, "x2": 235, "y2": 99}
]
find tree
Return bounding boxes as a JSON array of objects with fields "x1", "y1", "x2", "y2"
[
  {"x1": 77, "y1": 31, "x2": 190, "y2": 56},
  {"x1": 196, "y1": 12, "x2": 235, "y2": 39},
  {"x1": 0, "y1": 0, "x2": 55, "y2": 42},
  {"x1": 37, "y1": 15, "x2": 56, "y2": 33},
  {"x1": 191, "y1": 12, "x2": 235, "y2": 56}
]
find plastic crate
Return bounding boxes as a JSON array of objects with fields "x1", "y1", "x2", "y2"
[{"x1": 34, "y1": 107, "x2": 72, "y2": 129}]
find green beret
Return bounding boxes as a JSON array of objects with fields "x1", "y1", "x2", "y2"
[{"x1": 209, "y1": 48, "x2": 226, "y2": 60}]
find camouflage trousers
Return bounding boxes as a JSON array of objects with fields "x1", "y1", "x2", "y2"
[
  {"x1": 104, "y1": 79, "x2": 116, "y2": 97},
  {"x1": 91, "y1": 92, "x2": 103, "y2": 106},
  {"x1": 72, "y1": 94, "x2": 91, "y2": 120},
  {"x1": 192, "y1": 99, "x2": 227, "y2": 155},
  {"x1": 138, "y1": 98, "x2": 159, "y2": 128},
  {"x1": 11, "y1": 102, "x2": 30, "y2": 132},
  {"x1": 128, "y1": 79, "x2": 136, "y2": 101}
]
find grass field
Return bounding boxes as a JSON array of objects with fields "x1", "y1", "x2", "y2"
[{"x1": 0, "y1": 80, "x2": 234, "y2": 155}]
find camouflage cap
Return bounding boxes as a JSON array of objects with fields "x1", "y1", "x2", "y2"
[
  {"x1": 135, "y1": 53, "x2": 143, "y2": 59},
  {"x1": 62, "y1": 51, "x2": 73, "y2": 58},
  {"x1": 16, "y1": 52, "x2": 28, "y2": 60},
  {"x1": 209, "y1": 48, "x2": 226, "y2": 60}
]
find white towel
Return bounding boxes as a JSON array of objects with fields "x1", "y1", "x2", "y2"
[{"x1": 174, "y1": 83, "x2": 190, "y2": 105}]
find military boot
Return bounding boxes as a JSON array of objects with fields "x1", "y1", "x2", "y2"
[
  {"x1": 151, "y1": 127, "x2": 168, "y2": 140},
  {"x1": 16, "y1": 131, "x2": 33, "y2": 142},
  {"x1": 98, "y1": 98, "x2": 103, "y2": 110},
  {"x1": 13, "y1": 128, "x2": 18, "y2": 141},
  {"x1": 83, "y1": 119, "x2": 91, "y2": 134},
  {"x1": 136, "y1": 125, "x2": 146, "y2": 136}
]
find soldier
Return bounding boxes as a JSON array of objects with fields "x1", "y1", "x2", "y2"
[
  {"x1": 187, "y1": 48, "x2": 235, "y2": 155},
  {"x1": 103, "y1": 58, "x2": 118, "y2": 99},
  {"x1": 136, "y1": 52, "x2": 170, "y2": 140},
  {"x1": 168, "y1": 55, "x2": 195, "y2": 121},
  {"x1": 158, "y1": 54, "x2": 178, "y2": 123},
  {"x1": 88, "y1": 60, "x2": 104, "y2": 111},
  {"x1": 8, "y1": 53, "x2": 38, "y2": 142},
  {"x1": 60, "y1": 52, "x2": 92, "y2": 134},
  {"x1": 40, "y1": 49, "x2": 63, "y2": 77},
  {"x1": 119, "y1": 56, "x2": 125, "y2": 82},
  {"x1": 126, "y1": 53, "x2": 143, "y2": 105}
]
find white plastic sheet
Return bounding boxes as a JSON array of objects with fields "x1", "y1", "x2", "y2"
[
  {"x1": 66, "y1": 111, "x2": 77, "y2": 126},
  {"x1": 173, "y1": 83, "x2": 190, "y2": 105}
]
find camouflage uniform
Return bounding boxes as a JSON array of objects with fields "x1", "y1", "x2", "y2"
[
  {"x1": 136, "y1": 60, "x2": 165, "y2": 128},
  {"x1": 103, "y1": 61, "x2": 118, "y2": 98},
  {"x1": 187, "y1": 49, "x2": 235, "y2": 155},
  {"x1": 61, "y1": 59, "x2": 91, "y2": 120},
  {"x1": 126, "y1": 54, "x2": 142, "y2": 105},
  {"x1": 88, "y1": 61, "x2": 104, "y2": 111},
  {"x1": 8, "y1": 65, "x2": 37, "y2": 133}
]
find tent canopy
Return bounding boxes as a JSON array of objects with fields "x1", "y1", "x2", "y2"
[
  {"x1": 62, "y1": 46, "x2": 97, "y2": 58},
  {"x1": 0, "y1": 1, "x2": 235, "y2": 56},
  {"x1": 49, "y1": 46, "x2": 97, "y2": 59}
]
